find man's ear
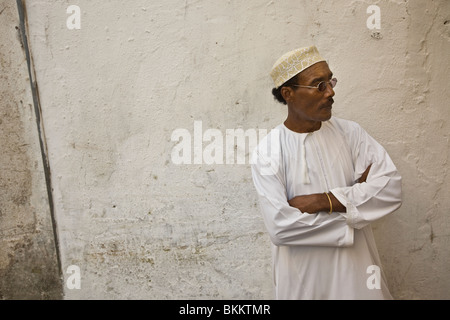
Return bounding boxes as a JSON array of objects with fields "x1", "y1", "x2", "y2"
[{"x1": 281, "y1": 86, "x2": 294, "y2": 104}]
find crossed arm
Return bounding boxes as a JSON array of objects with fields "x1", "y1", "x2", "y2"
[{"x1": 288, "y1": 164, "x2": 372, "y2": 214}]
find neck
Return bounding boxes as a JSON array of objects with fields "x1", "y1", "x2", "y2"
[{"x1": 284, "y1": 116, "x2": 322, "y2": 133}]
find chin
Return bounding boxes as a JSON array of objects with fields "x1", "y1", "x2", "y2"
[{"x1": 321, "y1": 110, "x2": 332, "y2": 121}]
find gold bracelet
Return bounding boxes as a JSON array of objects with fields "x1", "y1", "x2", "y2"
[{"x1": 325, "y1": 193, "x2": 332, "y2": 215}]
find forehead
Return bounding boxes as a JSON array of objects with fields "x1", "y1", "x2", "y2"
[{"x1": 298, "y1": 61, "x2": 332, "y2": 81}]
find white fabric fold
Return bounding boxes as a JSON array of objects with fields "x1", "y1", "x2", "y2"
[{"x1": 299, "y1": 134, "x2": 311, "y2": 184}]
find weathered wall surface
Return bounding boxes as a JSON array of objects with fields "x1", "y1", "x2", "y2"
[
  {"x1": 0, "y1": 1, "x2": 62, "y2": 299},
  {"x1": 5, "y1": 0, "x2": 448, "y2": 299},
  {"x1": 367, "y1": 0, "x2": 450, "y2": 299}
]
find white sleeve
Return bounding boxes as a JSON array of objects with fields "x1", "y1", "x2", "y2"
[
  {"x1": 251, "y1": 147, "x2": 354, "y2": 247},
  {"x1": 330, "y1": 123, "x2": 402, "y2": 229}
]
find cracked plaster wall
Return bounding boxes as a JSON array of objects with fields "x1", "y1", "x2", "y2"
[{"x1": 5, "y1": 0, "x2": 449, "y2": 299}]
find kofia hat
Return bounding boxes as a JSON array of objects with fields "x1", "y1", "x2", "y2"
[{"x1": 270, "y1": 45, "x2": 326, "y2": 88}]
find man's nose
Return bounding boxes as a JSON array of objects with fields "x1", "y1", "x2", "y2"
[{"x1": 324, "y1": 83, "x2": 335, "y2": 98}]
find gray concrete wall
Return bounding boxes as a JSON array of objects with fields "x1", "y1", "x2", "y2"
[
  {"x1": 0, "y1": 0, "x2": 62, "y2": 299},
  {"x1": 1, "y1": 0, "x2": 449, "y2": 299}
]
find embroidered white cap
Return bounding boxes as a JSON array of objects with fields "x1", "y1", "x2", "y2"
[{"x1": 270, "y1": 45, "x2": 326, "y2": 88}]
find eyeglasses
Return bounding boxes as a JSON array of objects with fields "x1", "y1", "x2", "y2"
[{"x1": 292, "y1": 78, "x2": 337, "y2": 92}]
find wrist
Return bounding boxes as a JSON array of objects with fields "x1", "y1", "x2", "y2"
[{"x1": 324, "y1": 193, "x2": 333, "y2": 214}]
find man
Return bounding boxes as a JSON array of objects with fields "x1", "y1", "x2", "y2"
[{"x1": 251, "y1": 46, "x2": 402, "y2": 299}]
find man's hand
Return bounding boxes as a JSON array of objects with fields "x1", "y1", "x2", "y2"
[
  {"x1": 288, "y1": 194, "x2": 325, "y2": 214},
  {"x1": 359, "y1": 164, "x2": 372, "y2": 183}
]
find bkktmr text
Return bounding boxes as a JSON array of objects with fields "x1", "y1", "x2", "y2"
[{"x1": 224, "y1": 304, "x2": 270, "y2": 315}]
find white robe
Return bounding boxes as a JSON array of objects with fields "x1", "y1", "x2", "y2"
[{"x1": 251, "y1": 116, "x2": 402, "y2": 300}]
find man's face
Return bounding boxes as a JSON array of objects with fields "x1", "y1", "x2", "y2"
[{"x1": 282, "y1": 61, "x2": 335, "y2": 123}]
